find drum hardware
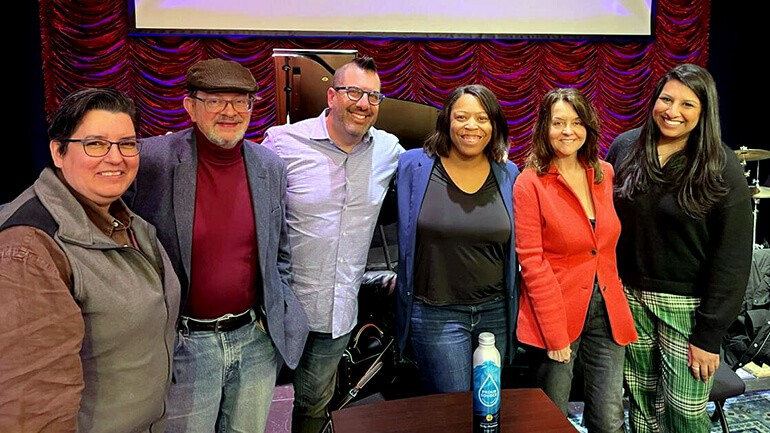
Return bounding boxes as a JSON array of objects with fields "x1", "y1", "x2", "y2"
[
  {"x1": 742, "y1": 162, "x2": 751, "y2": 179},
  {"x1": 751, "y1": 191, "x2": 764, "y2": 249},
  {"x1": 750, "y1": 184, "x2": 769, "y2": 250},
  {"x1": 736, "y1": 146, "x2": 770, "y2": 248},
  {"x1": 740, "y1": 154, "x2": 750, "y2": 178}
]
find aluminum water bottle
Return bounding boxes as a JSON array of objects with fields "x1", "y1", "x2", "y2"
[{"x1": 472, "y1": 332, "x2": 501, "y2": 433}]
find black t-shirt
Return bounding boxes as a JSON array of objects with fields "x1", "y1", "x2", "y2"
[{"x1": 413, "y1": 160, "x2": 510, "y2": 305}]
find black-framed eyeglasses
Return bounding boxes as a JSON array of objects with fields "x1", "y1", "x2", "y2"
[
  {"x1": 333, "y1": 86, "x2": 386, "y2": 106},
  {"x1": 60, "y1": 138, "x2": 142, "y2": 157},
  {"x1": 190, "y1": 95, "x2": 254, "y2": 113}
]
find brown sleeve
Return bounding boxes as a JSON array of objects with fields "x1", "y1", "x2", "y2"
[{"x1": 0, "y1": 226, "x2": 83, "y2": 433}]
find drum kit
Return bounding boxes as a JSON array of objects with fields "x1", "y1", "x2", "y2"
[{"x1": 735, "y1": 146, "x2": 770, "y2": 248}]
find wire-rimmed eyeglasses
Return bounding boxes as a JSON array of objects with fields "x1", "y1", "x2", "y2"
[
  {"x1": 60, "y1": 138, "x2": 142, "y2": 157},
  {"x1": 190, "y1": 95, "x2": 254, "y2": 113},
  {"x1": 333, "y1": 86, "x2": 386, "y2": 106}
]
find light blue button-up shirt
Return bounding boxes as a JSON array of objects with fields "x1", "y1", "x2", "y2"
[{"x1": 262, "y1": 110, "x2": 403, "y2": 337}]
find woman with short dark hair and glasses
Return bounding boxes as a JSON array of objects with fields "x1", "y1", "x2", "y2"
[
  {"x1": 0, "y1": 87, "x2": 181, "y2": 433},
  {"x1": 395, "y1": 84, "x2": 520, "y2": 394}
]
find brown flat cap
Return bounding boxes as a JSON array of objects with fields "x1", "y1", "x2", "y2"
[{"x1": 186, "y1": 58, "x2": 258, "y2": 93}]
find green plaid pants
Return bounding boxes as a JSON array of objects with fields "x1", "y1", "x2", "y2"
[{"x1": 623, "y1": 287, "x2": 713, "y2": 433}]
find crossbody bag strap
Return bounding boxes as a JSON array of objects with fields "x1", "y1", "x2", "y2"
[{"x1": 377, "y1": 224, "x2": 394, "y2": 272}]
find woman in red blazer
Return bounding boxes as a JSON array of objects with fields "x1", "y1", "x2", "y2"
[{"x1": 514, "y1": 88, "x2": 637, "y2": 433}]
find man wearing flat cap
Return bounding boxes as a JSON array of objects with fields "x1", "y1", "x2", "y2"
[{"x1": 124, "y1": 58, "x2": 309, "y2": 433}]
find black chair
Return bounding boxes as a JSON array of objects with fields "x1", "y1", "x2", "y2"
[
  {"x1": 709, "y1": 362, "x2": 746, "y2": 433},
  {"x1": 565, "y1": 356, "x2": 745, "y2": 433}
]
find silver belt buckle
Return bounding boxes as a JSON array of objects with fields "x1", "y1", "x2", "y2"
[{"x1": 213, "y1": 313, "x2": 236, "y2": 332}]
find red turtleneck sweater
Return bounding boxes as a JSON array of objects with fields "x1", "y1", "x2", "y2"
[{"x1": 184, "y1": 126, "x2": 262, "y2": 319}]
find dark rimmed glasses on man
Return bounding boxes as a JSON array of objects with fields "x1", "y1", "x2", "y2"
[
  {"x1": 333, "y1": 86, "x2": 386, "y2": 106},
  {"x1": 60, "y1": 138, "x2": 142, "y2": 157},
  {"x1": 190, "y1": 95, "x2": 255, "y2": 113}
]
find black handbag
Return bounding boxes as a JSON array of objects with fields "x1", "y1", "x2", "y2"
[
  {"x1": 334, "y1": 224, "x2": 397, "y2": 400},
  {"x1": 325, "y1": 322, "x2": 395, "y2": 433},
  {"x1": 337, "y1": 323, "x2": 394, "y2": 392}
]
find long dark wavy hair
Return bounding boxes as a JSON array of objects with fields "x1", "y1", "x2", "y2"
[
  {"x1": 423, "y1": 84, "x2": 510, "y2": 163},
  {"x1": 526, "y1": 87, "x2": 603, "y2": 183},
  {"x1": 614, "y1": 63, "x2": 727, "y2": 219}
]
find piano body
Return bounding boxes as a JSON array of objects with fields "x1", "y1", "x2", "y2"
[
  {"x1": 272, "y1": 48, "x2": 440, "y2": 150},
  {"x1": 272, "y1": 48, "x2": 428, "y2": 299}
]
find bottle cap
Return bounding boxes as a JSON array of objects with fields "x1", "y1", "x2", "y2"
[{"x1": 479, "y1": 332, "x2": 495, "y2": 345}]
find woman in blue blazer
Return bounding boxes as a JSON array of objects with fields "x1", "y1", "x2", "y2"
[{"x1": 395, "y1": 84, "x2": 520, "y2": 393}]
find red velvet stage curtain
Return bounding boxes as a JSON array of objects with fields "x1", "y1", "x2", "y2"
[{"x1": 38, "y1": 0, "x2": 710, "y2": 165}]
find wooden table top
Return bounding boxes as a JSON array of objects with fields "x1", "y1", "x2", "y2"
[{"x1": 331, "y1": 388, "x2": 579, "y2": 433}]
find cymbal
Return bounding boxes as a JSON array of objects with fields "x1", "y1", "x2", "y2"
[
  {"x1": 735, "y1": 148, "x2": 770, "y2": 161},
  {"x1": 750, "y1": 185, "x2": 770, "y2": 199}
]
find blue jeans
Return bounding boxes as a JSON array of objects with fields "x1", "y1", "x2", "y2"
[
  {"x1": 533, "y1": 285, "x2": 626, "y2": 433},
  {"x1": 291, "y1": 331, "x2": 351, "y2": 433},
  {"x1": 166, "y1": 315, "x2": 278, "y2": 433},
  {"x1": 410, "y1": 298, "x2": 507, "y2": 394}
]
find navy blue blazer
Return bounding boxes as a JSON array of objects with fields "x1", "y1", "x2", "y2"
[
  {"x1": 124, "y1": 128, "x2": 308, "y2": 369},
  {"x1": 394, "y1": 149, "x2": 520, "y2": 361}
]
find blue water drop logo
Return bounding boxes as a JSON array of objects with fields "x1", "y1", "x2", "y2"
[{"x1": 478, "y1": 372, "x2": 500, "y2": 407}]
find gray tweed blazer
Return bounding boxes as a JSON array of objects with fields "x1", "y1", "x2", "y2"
[{"x1": 124, "y1": 127, "x2": 308, "y2": 369}]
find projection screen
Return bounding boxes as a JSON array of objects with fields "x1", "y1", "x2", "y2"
[{"x1": 130, "y1": 0, "x2": 654, "y2": 38}]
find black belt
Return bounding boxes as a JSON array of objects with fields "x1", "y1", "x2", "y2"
[{"x1": 180, "y1": 309, "x2": 256, "y2": 333}]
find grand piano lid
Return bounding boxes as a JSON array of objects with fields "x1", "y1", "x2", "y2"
[{"x1": 273, "y1": 48, "x2": 439, "y2": 150}]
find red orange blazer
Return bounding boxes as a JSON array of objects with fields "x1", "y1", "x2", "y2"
[{"x1": 513, "y1": 161, "x2": 637, "y2": 350}]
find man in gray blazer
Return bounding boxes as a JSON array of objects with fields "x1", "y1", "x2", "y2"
[{"x1": 124, "y1": 58, "x2": 308, "y2": 433}]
